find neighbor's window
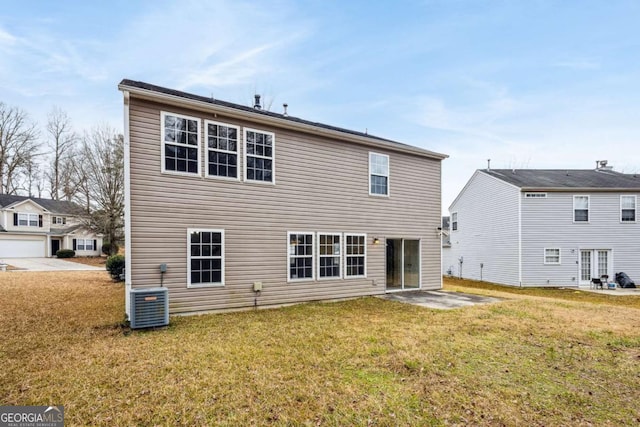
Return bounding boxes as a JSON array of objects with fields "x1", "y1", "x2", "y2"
[
  {"x1": 52, "y1": 216, "x2": 66, "y2": 225},
  {"x1": 162, "y1": 112, "x2": 200, "y2": 175},
  {"x1": 188, "y1": 229, "x2": 224, "y2": 287},
  {"x1": 369, "y1": 152, "x2": 389, "y2": 196},
  {"x1": 544, "y1": 248, "x2": 561, "y2": 265},
  {"x1": 525, "y1": 192, "x2": 547, "y2": 198},
  {"x1": 621, "y1": 195, "x2": 636, "y2": 222},
  {"x1": 573, "y1": 195, "x2": 589, "y2": 222},
  {"x1": 451, "y1": 212, "x2": 458, "y2": 231},
  {"x1": 318, "y1": 233, "x2": 341, "y2": 279},
  {"x1": 76, "y1": 239, "x2": 94, "y2": 251},
  {"x1": 18, "y1": 213, "x2": 39, "y2": 227},
  {"x1": 245, "y1": 128, "x2": 274, "y2": 183},
  {"x1": 288, "y1": 232, "x2": 314, "y2": 281},
  {"x1": 345, "y1": 233, "x2": 366, "y2": 278},
  {"x1": 206, "y1": 121, "x2": 239, "y2": 179}
]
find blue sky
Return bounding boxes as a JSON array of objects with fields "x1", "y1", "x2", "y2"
[{"x1": 1, "y1": 0, "x2": 639, "y2": 212}]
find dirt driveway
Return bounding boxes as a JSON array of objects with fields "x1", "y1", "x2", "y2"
[{"x1": 1, "y1": 257, "x2": 103, "y2": 272}]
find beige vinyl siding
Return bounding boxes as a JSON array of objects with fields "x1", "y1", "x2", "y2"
[
  {"x1": 521, "y1": 191, "x2": 640, "y2": 286},
  {"x1": 128, "y1": 97, "x2": 442, "y2": 314}
]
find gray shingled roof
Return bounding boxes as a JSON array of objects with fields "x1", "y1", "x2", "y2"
[
  {"x1": 483, "y1": 169, "x2": 640, "y2": 190},
  {"x1": 0, "y1": 194, "x2": 80, "y2": 214},
  {"x1": 119, "y1": 79, "x2": 447, "y2": 159}
]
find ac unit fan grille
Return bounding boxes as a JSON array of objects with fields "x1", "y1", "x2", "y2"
[{"x1": 130, "y1": 288, "x2": 169, "y2": 329}]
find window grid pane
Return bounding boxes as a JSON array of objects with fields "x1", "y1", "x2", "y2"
[
  {"x1": 289, "y1": 233, "x2": 313, "y2": 280},
  {"x1": 163, "y1": 113, "x2": 199, "y2": 174},
  {"x1": 189, "y1": 231, "x2": 223, "y2": 285},
  {"x1": 207, "y1": 123, "x2": 239, "y2": 178},
  {"x1": 246, "y1": 130, "x2": 274, "y2": 182},
  {"x1": 545, "y1": 248, "x2": 560, "y2": 264},
  {"x1": 621, "y1": 196, "x2": 636, "y2": 222},
  {"x1": 345, "y1": 235, "x2": 366, "y2": 277},
  {"x1": 318, "y1": 234, "x2": 341, "y2": 278}
]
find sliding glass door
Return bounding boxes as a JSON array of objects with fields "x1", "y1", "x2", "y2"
[{"x1": 386, "y1": 238, "x2": 421, "y2": 291}]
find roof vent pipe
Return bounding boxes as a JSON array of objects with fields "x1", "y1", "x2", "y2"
[
  {"x1": 254, "y1": 95, "x2": 261, "y2": 110},
  {"x1": 283, "y1": 103, "x2": 288, "y2": 117},
  {"x1": 487, "y1": 159, "x2": 491, "y2": 170}
]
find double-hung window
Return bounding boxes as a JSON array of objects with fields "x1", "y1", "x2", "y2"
[
  {"x1": 544, "y1": 248, "x2": 561, "y2": 265},
  {"x1": 288, "y1": 232, "x2": 314, "y2": 281},
  {"x1": 188, "y1": 229, "x2": 224, "y2": 287},
  {"x1": 162, "y1": 112, "x2": 200, "y2": 175},
  {"x1": 206, "y1": 121, "x2": 239, "y2": 179},
  {"x1": 345, "y1": 233, "x2": 366, "y2": 278},
  {"x1": 18, "y1": 213, "x2": 39, "y2": 227},
  {"x1": 621, "y1": 195, "x2": 636, "y2": 222},
  {"x1": 318, "y1": 233, "x2": 341, "y2": 279},
  {"x1": 451, "y1": 212, "x2": 458, "y2": 231},
  {"x1": 245, "y1": 128, "x2": 274, "y2": 183},
  {"x1": 76, "y1": 239, "x2": 94, "y2": 251},
  {"x1": 573, "y1": 195, "x2": 589, "y2": 222},
  {"x1": 369, "y1": 152, "x2": 389, "y2": 196}
]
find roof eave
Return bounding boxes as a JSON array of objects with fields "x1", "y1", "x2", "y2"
[{"x1": 118, "y1": 83, "x2": 448, "y2": 161}]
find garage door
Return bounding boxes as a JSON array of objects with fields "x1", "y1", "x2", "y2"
[{"x1": 0, "y1": 239, "x2": 46, "y2": 258}]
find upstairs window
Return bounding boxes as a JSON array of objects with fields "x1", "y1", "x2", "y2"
[
  {"x1": 161, "y1": 112, "x2": 200, "y2": 175},
  {"x1": 288, "y1": 232, "x2": 314, "y2": 281},
  {"x1": 17, "y1": 213, "x2": 39, "y2": 227},
  {"x1": 621, "y1": 195, "x2": 636, "y2": 222},
  {"x1": 525, "y1": 192, "x2": 547, "y2": 198},
  {"x1": 345, "y1": 234, "x2": 366, "y2": 278},
  {"x1": 573, "y1": 195, "x2": 589, "y2": 222},
  {"x1": 451, "y1": 212, "x2": 458, "y2": 231},
  {"x1": 245, "y1": 128, "x2": 274, "y2": 183},
  {"x1": 369, "y1": 152, "x2": 389, "y2": 196},
  {"x1": 206, "y1": 121, "x2": 239, "y2": 179},
  {"x1": 52, "y1": 216, "x2": 67, "y2": 225}
]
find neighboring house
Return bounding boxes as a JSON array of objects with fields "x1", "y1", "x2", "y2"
[
  {"x1": 444, "y1": 164, "x2": 640, "y2": 287},
  {"x1": 119, "y1": 79, "x2": 447, "y2": 315},
  {"x1": 440, "y1": 216, "x2": 452, "y2": 273},
  {"x1": 0, "y1": 195, "x2": 103, "y2": 258}
]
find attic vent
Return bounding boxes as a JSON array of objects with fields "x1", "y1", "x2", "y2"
[
  {"x1": 254, "y1": 94, "x2": 261, "y2": 110},
  {"x1": 525, "y1": 192, "x2": 547, "y2": 198},
  {"x1": 130, "y1": 287, "x2": 169, "y2": 329}
]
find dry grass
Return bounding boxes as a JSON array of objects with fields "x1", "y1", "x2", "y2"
[
  {"x1": 1, "y1": 272, "x2": 639, "y2": 426},
  {"x1": 66, "y1": 256, "x2": 107, "y2": 268}
]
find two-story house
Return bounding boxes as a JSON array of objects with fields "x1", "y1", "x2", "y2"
[
  {"x1": 119, "y1": 80, "x2": 447, "y2": 315},
  {"x1": 443, "y1": 164, "x2": 640, "y2": 287},
  {"x1": 0, "y1": 195, "x2": 103, "y2": 258}
]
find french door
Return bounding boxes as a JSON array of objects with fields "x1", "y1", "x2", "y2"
[{"x1": 579, "y1": 249, "x2": 612, "y2": 286}]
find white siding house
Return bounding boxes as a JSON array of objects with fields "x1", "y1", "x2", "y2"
[{"x1": 444, "y1": 166, "x2": 640, "y2": 287}]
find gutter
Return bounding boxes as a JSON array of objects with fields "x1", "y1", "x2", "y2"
[{"x1": 117, "y1": 83, "x2": 448, "y2": 162}]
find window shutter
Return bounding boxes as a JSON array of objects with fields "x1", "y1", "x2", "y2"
[
  {"x1": 63, "y1": 217, "x2": 66, "y2": 225},
  {"x1": 39, "y1": 215, "x2": 43, "y2": 227},
  {"x1": 13, "y1": 213, "x2": 18, "y2": 226},
  {"x1": 93, "y1": 240, "x2": 97, "y2": 251},
  {"x1": 73, "y1": 239, "x2": 77, "y2": 251}
]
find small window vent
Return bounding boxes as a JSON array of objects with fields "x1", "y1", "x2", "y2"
[
  {"x1": 525, "y1": 192, "x2": 547, "y2": 198},
  {"x1": 130, "y1": 287, "x2": 169, "y2": 329}
]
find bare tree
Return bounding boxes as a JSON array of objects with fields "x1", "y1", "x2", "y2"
[
  {"x1": 77, "y1": 125, "x2": 124, "y2": 254},
  {"x1": 0, "y1": 102, "x2": 39, "y2": 194},
  {"x1": 46, "y1": 106, "x2": 76, "y2": 200}
]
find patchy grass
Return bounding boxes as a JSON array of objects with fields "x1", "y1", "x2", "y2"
[
  {"x1": 444, "y1": 277, "x2": 640, "y2": 309},
  {"x1": 1, "y1": 272, "x2": 639, "y2": 426}
]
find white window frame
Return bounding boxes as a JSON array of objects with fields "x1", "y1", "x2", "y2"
[
  {"x1": 287, "y1": 231, "x2": 315, "y2": 282},
  {"x1": 244, "y1": 127, "x2": 275, "y2": 184},
  {"x1": 344, "y1": 233, "x2": 367, "y2": 278},
  {"x1": 620, "y1": 195, "x2": 636, "y2": 223},
  {"x1": 317, "y1": 233, "x2": 342, "y2": 280},
  {"x1": 451, "y1": 212, "x2": 458, "y2": 231},
  {"x1": 544, "y1": 248, "x2": 561, "y2": 265},
  {"x1": 369, "y1": 152, "x2": 390, "y2": 196},
  {"x1": 76, "y1": 239, "x2": 94, "y2": 251},
  {"x1": 187, "y1": 228, "x2": 225, "y2": 288},
  {"x1": 204, "y1": 120, "x2": 240, "y2": 181},
  {"x1": 573, "y1": 195, "x2": 590, "y2": 223},
  {"x1": 18, "y1": 213, "x2": 39, "y2": 227},
  {"x1": 525, "y1": 192, "x2": 547, "y2": 198},
  {"x1": 161, "y1": 111, "x2": 201, "y2": 177}
]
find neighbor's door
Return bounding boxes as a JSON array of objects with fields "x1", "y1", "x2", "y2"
[
  {"x1": 579, "y1": 249, "x2": 612, "y2": 286},
  {"x1": 51, "y1": 239, "x2": 60, "y2": 257}
]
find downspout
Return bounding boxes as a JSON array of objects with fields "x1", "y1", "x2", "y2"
[
  {"x1": 122, "y1": 90, "x2": 133, "y2": 318},
  {"x1": 518, "y1": 190, "x2": 522, "y2": 287}
]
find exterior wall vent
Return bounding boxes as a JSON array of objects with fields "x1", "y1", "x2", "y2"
[{"x1": 130, "y1": 287, "x2": 169, "y2": 329}]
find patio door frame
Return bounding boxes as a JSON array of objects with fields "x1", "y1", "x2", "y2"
[
  {"x1": 385, "y1": 237, "x2": 422, "y2": 292},
  {"x1": 578, "y1": 248, "x2": 613, "y2": 286}
]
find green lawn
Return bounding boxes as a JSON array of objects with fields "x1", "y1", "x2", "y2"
[{"x1": 1, "y1": 272, "x2": 639, "y2": 426}]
